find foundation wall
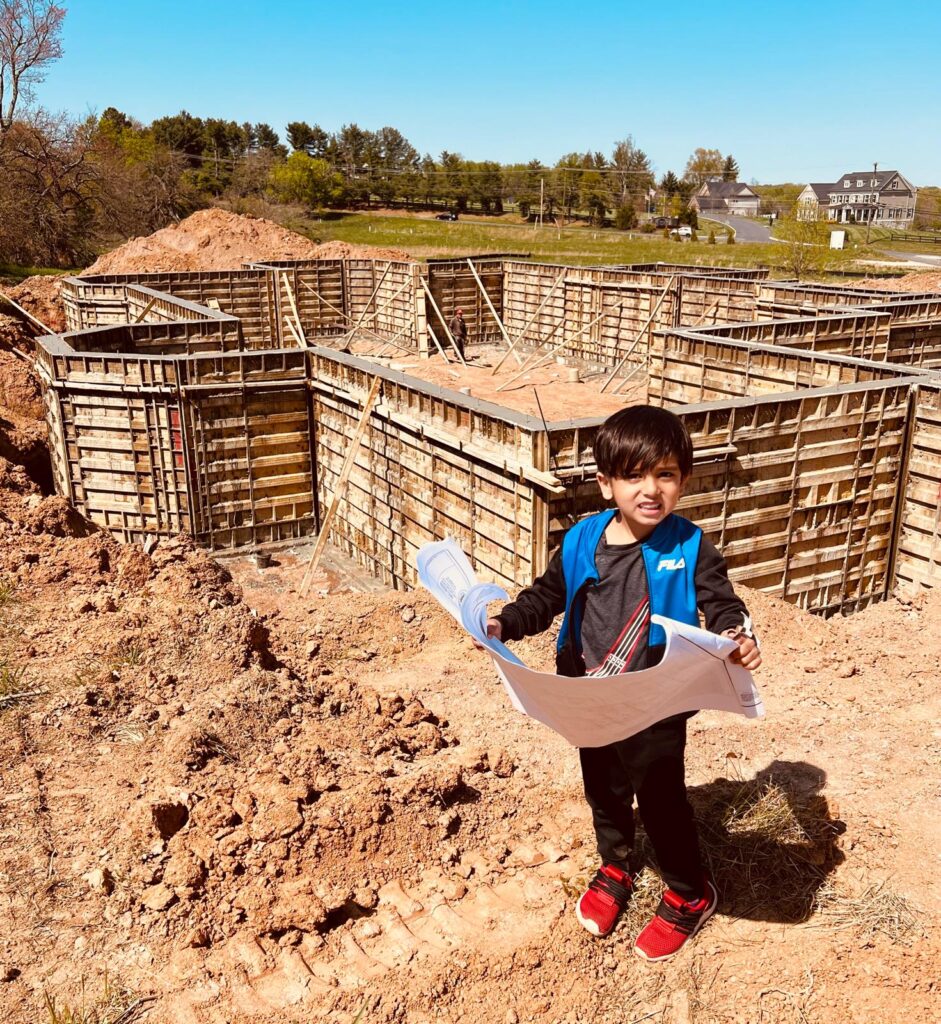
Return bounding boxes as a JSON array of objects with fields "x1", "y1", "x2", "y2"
[
  {"x1": 648, "y1": 330, "x2": 910, "y2": 406},
  {"x1": 895, "y1": 381, "x2": 941, "y2": 590},
  {"x1": 548, "y1": 378, "x2": 914, "y2": 615},
  {"x1": 39, "y1": 258, "x2": 941, "y2": 605},
  {"x1": 306, "y1": 349, "x2": 549, "y2": 590},
  {"x1": 425, "y1": 259, "x2": 504, "y2": 351}
]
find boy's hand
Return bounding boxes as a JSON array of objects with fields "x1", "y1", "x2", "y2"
[
  {"x1": 721, "y1": 628, "x2": 762, "y2": 671},
  {"x1": 472, "y1": 618, "x2": 503, "y2": 651}
]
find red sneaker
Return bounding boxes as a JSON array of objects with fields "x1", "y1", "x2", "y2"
[
  {"x1": 633, "y1": 878, "x2": 718, "y2": 962},
  {"x1": 575, "y1": 864, "x2": 634, "y2": 937}
]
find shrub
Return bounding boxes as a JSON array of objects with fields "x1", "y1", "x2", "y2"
[
  {"x1": 726, "y1": 230, "x2": 735, "y2": 245},
  {"x1": 614, "y1": 204, "x2": 637, "y2": 230},
  {"x1": 708, "y1": 229, "x2": 716, "y2": 244},
  {"x1": 663, "y1": 227, "x2": 671, "y2": 239}
]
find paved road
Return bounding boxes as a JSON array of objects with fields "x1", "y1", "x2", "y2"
[
  {"x1": 701, "y1": 213, "x2": 773, "y2": 243},
  {"x1": 877, "y1": 249, "x2": 941, "y2": 268}
]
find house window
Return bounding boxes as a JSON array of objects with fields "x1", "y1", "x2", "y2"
[
  {"x1": 857, "y1": 179, "x2": 864, "y2": 186},
  {"x1": 843, "y1": 179, "x2": 850, "y2": 187},
  {"x1": 871, "y1": 179, "x2": 877, "y2": 186}
]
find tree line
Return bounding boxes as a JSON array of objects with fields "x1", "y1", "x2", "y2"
[{"x1": 0, "y1": 2, "x2": 749, "y2": 266}]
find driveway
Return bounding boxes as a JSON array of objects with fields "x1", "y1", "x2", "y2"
[
  {"x1": 701, "y1": 213, "x2": 773, "y2": 243},
  {"x1": 877, "y1": 249, "x2": 941, "y2": 268}
]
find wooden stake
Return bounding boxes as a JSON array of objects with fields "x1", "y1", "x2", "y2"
[
  {"x1": 466, "y1": 258, "x2": 521, "y2": 365},
  {"x1": 426, "y1": 326, "x2": 461, "y2": 378},
  {"x1": 0, "y1": 289, "x2": 55, "y2": 335},
  {"x1": 599, "y1": 277, "x2": 675, "y2": 393},
  {"x1": 346, "y1": 263, "x2": 392, "y2": 338},
  {"x1": 420, "y1": 278, "x2": 467, "y2": 365},
  {"x1": 491, "y1": 270, "x2": 566, "y2": 374},
  {"x1": 299, "y1": 376, "x2": 382, "y2": 595},
  {"x1": 133, "y1": 297, "x2": 158, "y2": 324},
  {"x1": 281, "y1": 273, "x2": 308, "y2": 347},
  {"x1": 496, "y1": 303, "x2": 622, "y2": 392}
]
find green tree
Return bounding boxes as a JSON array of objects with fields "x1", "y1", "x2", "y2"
[
  {"x1": 776, "y1": 216, "x2": 831, "y2": 279},
  {"x1": 610, "y1": 135, "x2": 653, "y2": 213},
  {"x1": 722, "y1": 154, "x2": 739, "y2": 181},
  {"x1": 683, "y1": 147, "x2": 724, "y2": 185},
  {"x1": 267, "y1": 151, "x2": 345, "y2": 209},
  {"x1": 252, "y1": 122, "x2": 286, "y2": 157}
]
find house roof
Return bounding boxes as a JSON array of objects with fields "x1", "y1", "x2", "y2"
[
  {"x1": 803, "y1": 183, "x2": 832, "y2": 202},
  {"x1": 833, "y1": 170, "x2": 915, "y2": 194},
  {"x1": 697, "y1": 180, "x2": 758, "y2": 198}
]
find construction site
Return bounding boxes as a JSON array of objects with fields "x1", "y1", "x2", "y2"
[{"x1": 0, "y1": 210, "x2": 939, "y2": 1024}]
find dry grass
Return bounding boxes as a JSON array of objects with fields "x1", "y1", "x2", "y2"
[
  {"x1": 812, "y1": 878, "x2": 922, "y2": 944},
  {"x1": 42, "y1": 973, "x2": 151, "y2": 1024}
]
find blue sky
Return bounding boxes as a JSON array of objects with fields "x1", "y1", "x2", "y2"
[{"x1": 36, "y1": 0, "x2": 941, "y2": 184}]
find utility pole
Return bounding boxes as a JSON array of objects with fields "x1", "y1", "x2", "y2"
[{"x1": 539, "y1": 177, "x2": 544, "y2": 229}]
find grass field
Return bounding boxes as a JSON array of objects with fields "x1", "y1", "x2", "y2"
[
  {"x1": 283, "y1": 210, "x2": 812, "y2": 271},
  {"x1": 272, "y1": 209, "x2": 911, "y2": 279}
]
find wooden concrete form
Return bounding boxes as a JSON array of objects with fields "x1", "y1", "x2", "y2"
[{"x1": 35, "y1": 256, "x2": 941, "y2": 608}]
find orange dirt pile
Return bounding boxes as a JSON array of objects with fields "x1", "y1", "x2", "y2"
[
  {"x1": 0, "y1": 317, "x2": 50, "y2": 491},
  {"x1": 4, "y1": 276, "x2": 67, "y2": 334},
  {"x1": 858, "y1": 270, "x2": 941, "y2": 293},
  {"x1": 82, "y1": 210, "x2": 411, "y2": 276}
]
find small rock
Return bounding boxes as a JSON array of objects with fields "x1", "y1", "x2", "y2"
[
  {"x1": 488, "y1": 748, "x2": 516, "y2": 778},
  {"x1": 506, "y1": 1011, "x2": 519, "y2": 1024},
  {"x1": 84, "y1": 867, "x2": 114, "y2": 895},
  {"x1": 185, "y1": 926, "x2": 210, "y2": 948},
  {"x1": 141, "y1": 883, "x2": 176, "y2": 911},
  {"x1": 250, "y1": 801, "x2": 303, "y2": 841},
  {"x1": 400, "y1": 606, "x2": 416, "y2": 624},
  {"x1": 836, "y1": 661, "x2": 857, "y2": 679},
  {"x1": 0, "y1": 964, "x2": 19, "y2": 982},
  {"x1": 305, "y1": 638, "x2": 321, "y2": 659}
]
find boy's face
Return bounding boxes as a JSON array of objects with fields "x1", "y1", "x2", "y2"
[{"x1": 596, "y1": 458, "x2": 686, "y2": 541}]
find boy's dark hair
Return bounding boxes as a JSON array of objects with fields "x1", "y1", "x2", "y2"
[{"x1": 593, "y1": 405, "x2": 693, "y2": 479}]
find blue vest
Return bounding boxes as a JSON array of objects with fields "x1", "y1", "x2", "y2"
[{"x1": 558, "y1": 510, "x2": 702, "y2": 653}]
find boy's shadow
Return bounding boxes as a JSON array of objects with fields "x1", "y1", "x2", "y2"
[{"x1": 639, "y1": 760, "x2": 845, "y2": 923}]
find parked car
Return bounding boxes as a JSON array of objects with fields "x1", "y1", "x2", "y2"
[
  {"x1": 435, "y1": 212, "x2": 459, "y2": 221},
  {"x1": 671, "y1": 225, "x2": 693, "y2": 240}
]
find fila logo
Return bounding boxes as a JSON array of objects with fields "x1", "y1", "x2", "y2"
[{"x1": 657, "y1": 557, "x2": 686, "y2": 572}]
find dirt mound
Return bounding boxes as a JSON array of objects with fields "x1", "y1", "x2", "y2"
[
  {"x1": 0, "y1": 343, "x2": 51, "y2": 493},
  {"x1": 82, "y1": 210, "x2": 411, "y2": 276},
  {"x1": 4, "y1": 275, "x2": 66, "y2": 333},
  {"x1": 857, "y1": 270, "x2": 941, "y2": 293},
  {"x1": 308, "y1": 239, "x2": 412, "y2": 262}
]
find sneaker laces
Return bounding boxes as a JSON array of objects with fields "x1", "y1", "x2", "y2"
[
  {"x1": 587, "y1": 867, "x2": 632, "y2": 905},
  {"x1": 654, "y1": 889, "x2": 708, "y2": 934}
]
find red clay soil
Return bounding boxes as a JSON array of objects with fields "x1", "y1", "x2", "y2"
[
  {"x1": 3, "y1": 276, "x2": 67, "y2": 334},
  {"x1": 0, "y1": 444, "x2": 938, "y2": 1024},
  {"x1": 81, "y1": 210, "x2": 410, "y2": 276},
  {"x1": 349, "y1": 340, "x2": 646, "y2": 419},
  {"x1": 857, "y1": 270, "x2": 941, "y2": 293}
]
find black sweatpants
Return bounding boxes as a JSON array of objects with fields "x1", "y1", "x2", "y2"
[{"x1": 578, "y1": 715, "x2": 703, "y2": 900}]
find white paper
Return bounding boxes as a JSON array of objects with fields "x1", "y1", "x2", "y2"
[{"x1": 417, "y1": 538, "x2": 764, "y2": 748}]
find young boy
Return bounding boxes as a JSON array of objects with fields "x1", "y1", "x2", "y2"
[{"x1": 485, "y1": 405, "x2": 761, "y2": 961}]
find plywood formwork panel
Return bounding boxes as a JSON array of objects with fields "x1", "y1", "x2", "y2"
[
  {"x1": 185, "y1": 384, "x2": 315, "y2": 550},
  {"x1": 307, "y1": 349, "x2": 547, "y2": 590},
  {"x1": 426, "y1": 259, "x2": 504, "y2": 350},
  {"x1": 56, "y1": 390, "x2": 190, "y2": 540},
  {"x1": 649, "y1": 330, "x2": 912, "y2": 407},
  {"x1": 546, "y1": 379, "x2": 912, "y2": 614},
  {"x1": 894, "y1": 382, "x2": 941, "y2": 591}
]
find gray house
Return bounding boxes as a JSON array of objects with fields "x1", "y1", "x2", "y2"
[
  {"x1": 797, "y1": 168, "x2": 917, "y2": 227},
  {"x1": 690, "y1": 180, "x2": 761, "y2": 216}
]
